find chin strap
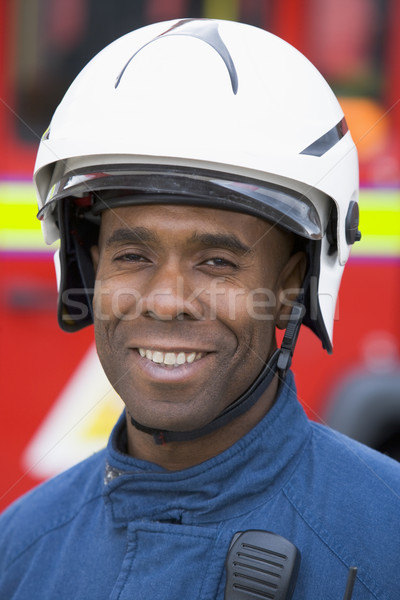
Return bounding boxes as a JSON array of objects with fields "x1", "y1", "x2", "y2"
[
  {"x1": 276, "y1": 302, "x2": 304, "y2": 374},
  {"x1": 130, "y1": 302, "x2": 304, "y2": 445}
]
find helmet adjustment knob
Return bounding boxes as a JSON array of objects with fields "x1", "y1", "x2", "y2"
[{"x1": 345, "y1": 201, "x2": 362, "y2": 245}]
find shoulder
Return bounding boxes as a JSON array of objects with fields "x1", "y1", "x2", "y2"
[
  {"x1": 286, "y1": 420, "x2": 400, "y2": 525},
  {"x1": 310, "y1": 422, "x2": 400, "y2": 498},
  {"x1": 283, "y1": 422, "x2": 400, "y2": 599},
  {"x1": 0, "y1": 449, "x2": 106, "y2": 570}
]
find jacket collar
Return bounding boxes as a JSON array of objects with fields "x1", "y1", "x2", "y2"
[{"x1": 103, "y1": 372, "x2": 311, "y2": 527}]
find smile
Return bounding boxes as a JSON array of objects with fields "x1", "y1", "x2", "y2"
[{"x1": 138, "y1": 348, "x2": 205, "y2": 367}]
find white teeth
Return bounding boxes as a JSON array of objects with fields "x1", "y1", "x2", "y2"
[
  {"x1": 152, "y1": 351, "x2": 164, "y2": 364},
  {"x1": 186, "y1": 352, "x2": 196, "y2": 364},
  {"x1": 138, "y1": 348, "x2": 204, "y2": 367},
  {"x1": 164, "y1": 352, "x2": 176, "y2": 365},
  {"x1": 176, "y1": 352, "x2": 186, "y2": 365}
]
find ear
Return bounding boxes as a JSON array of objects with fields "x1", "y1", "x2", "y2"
[
  {"x1": 275, "y1": 251, "x2": 307, "y2": 330},
  {"x1": 90, "y1": 245, "x2": 100, "y2": 274}
]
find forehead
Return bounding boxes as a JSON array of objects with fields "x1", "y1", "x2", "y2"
[{"x1": 98, "y1": 203, "x2": 287, "y2": 249}]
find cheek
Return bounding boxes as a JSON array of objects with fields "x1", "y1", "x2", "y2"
[
  {"x1": 245, "y1": 288, "x2": 279, "y2": 322},
  {"x1": 92, "y1": 277, "x2": 142, "y2": 322},
  {"x1": 207, "y1": 287, "x2": 248, "y2": 321},
  {"x1": 211, "y1": 286, "x2": 278, "y2": 325},
  {"x1": 211, "y1": 289, "x2": 276, "y2": 357}
]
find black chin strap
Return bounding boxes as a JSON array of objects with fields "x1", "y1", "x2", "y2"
[{"x1": 130, "y1": 302, "x2": 304, "y2": 445}]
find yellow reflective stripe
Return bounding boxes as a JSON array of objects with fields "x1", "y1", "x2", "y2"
[
  {"x1": 0, "y1": 231, "x2": 49, "y2": 250},
  {"x1": 0, "y1": 183, "x2": 399, "y2": 255},
  {"x1": 354, "y1": 190, "x2": 400, "y2": 256},
  {"x1": 351, "y1": 236, "x2": 400, "y2": 256},
  {"x1": 0, "y1": 182, "x2": 36, "y2": 203},
  {"x1": 0, "y1": 182, "x2": 50, "y2": 250},
  {"x1": 1, "y1": 202, "x2": 39, "y2": 230},
  {"x1": 359, "y1": 190, "x2": 400, "y2": 236},
  {"x1": 203, "y1": 0, "x2": 239, "y2": 20},
  {"x1": 0, "y1": 183, "x2": 39, "y2": 229}
]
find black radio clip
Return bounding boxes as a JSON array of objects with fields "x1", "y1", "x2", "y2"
[{"x1": 224, "y1": 530, "x2": 357, "y2": 600}]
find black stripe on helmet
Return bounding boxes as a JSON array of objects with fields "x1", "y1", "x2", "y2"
[
  {"x1": 115, "y1": 19, "x2": 238, "y2": 94},
  {"x1": 300, "y1": 117, "x2": 348, "y2": 157}
]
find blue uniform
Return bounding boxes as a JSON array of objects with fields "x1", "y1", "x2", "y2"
[{"x1": 1, "y1": 373, "x2": 399, "y2": 599}]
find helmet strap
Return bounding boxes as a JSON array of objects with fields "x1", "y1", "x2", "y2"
[
  {"x1": 276, "y1": 302, "x2": 305, "y2": 374},
  {"x1": 130, "y1": 301, "x2": 304, "y2": 445}
]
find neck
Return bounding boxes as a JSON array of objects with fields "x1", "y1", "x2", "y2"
[{"x1": 125, "y1": 374, "x2": 279, "y2": 471}]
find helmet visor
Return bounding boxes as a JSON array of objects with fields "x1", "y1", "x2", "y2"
[{"x1": 37, "y1": 164, "x2": 323, "y2": 239}]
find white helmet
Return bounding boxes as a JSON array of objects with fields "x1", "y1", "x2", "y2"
[{"x1": 35, "y1": 18, "x2": 360, "y2": 352}]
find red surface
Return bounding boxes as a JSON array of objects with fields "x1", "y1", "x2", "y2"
[
  {"x1": 0, "y1": 255, "x2": 94, "y2": 511},
  {"x1": 293, "y1": 258, "x2": 400, "y2": 421}
]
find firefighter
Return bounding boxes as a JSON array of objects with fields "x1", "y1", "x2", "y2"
[{"x1": 1, "y1": 19, "x2": 399, "y2": 599}]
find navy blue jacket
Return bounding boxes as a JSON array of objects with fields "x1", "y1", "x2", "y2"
[{"x1": 1, "y1": 373, "x2": 399, "y2": 599}]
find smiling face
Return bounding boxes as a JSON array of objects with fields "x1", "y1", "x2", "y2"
[{"x1": 91, "y1": 204, "x2": 305, "y2": 437}]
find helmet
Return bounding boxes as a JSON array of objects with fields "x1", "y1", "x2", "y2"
[{"x1": 35, "y1": 18, "x2": 360, "y2": 352}]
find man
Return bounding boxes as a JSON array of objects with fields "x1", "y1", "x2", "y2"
[{"x1": 1, "y1": 19, "x2": 399, "y2": 600}]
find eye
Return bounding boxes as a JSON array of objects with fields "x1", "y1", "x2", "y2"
[
  {"x1": 203, "y1": 257, "x2": 238, "y2": 269},
  {"x1": 114, "y1": 252, "x2": 150, "y2": 263}
]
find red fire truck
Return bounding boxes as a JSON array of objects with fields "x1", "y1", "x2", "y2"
[{"x1": 1, "y1": 0, "x2": 399, "y2": 511}]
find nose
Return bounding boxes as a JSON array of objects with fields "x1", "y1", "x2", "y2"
[{"x1": 141, "y1": 262, "x2": 204, "y2": 321}]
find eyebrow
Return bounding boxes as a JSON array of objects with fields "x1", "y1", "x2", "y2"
[
  {"x1": 188, "y1": 232, "x2": 253, "y2": 255},
  {"x1": 105, "y1": 227, "x2": 158, "y2": 247},
  {"x1": 104, "y1": 227, "x2": 253, "y2": 256}
]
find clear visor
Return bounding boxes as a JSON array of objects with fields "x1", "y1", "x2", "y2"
[{"x1": 37, "y1": 164, "x2": 324, "y2": 239}]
